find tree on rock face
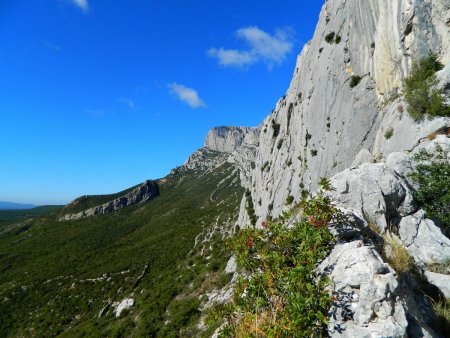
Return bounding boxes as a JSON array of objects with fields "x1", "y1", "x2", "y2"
[{"x1": 404, "y1": 53, "x2": 450, "y2": 121}]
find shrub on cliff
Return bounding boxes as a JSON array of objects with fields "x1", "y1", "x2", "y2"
[
  {"x1": 220, "y1": 178, "x2": 343, "y2": 337},
  {"x1": 410, "y1": 145, "x2": 450, "y2": 235},
  {"x1": 404, "y1": 53, "x2": 449, "y2": 120}
]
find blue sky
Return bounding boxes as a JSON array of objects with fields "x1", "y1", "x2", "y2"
[{"x1": 0, "y1": 0, "x2": 323, "y2": 205}]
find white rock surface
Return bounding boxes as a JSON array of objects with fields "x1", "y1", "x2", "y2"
[
  {"x1": 113, "y1": 298, "x2": 134, "y2": 317},
  {"x1": 235, "y1": 0, "x2": 450, "y2": 225},
  {"x1": 399, "y1": 210, "x2": 450, "y2": 266},
  {"x1": 60, "y1": 180, "x2": 159, "y2": 221},
  {"x1": 425, "y1": 271, "x2": 450, "y2": 298},
  {"x1": 204, "y1": 126, "x2": 259, "y2": 153},
  {"x1": 328, "y1": 163, "x2": 417, "y2": 233},
  {"x1": 319, "y1": 239, "x2": 409, "y2": 337}
]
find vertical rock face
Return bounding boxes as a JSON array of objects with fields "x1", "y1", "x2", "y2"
[
  {"x1": 204, "y1": 126, "x2": 259, "y2": 153},
  {"x1": 240, "y1": 0, "x2": 450, "y2": 222}
]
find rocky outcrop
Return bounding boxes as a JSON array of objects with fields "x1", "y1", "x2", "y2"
[
  {"x1": 204, "y1": 126, "x2": 259, "y2": 153},
  {"x1": 319, "y1": 137, "x2": 450, "y2": 337},
  {"x1": 60, "y1": 180, "x2": 159, "y2": 221},
  {"x1": 197, "y1": 0, "x2": 450, "y2": 336},
  {"x1": 113, "y1": 298, "x2": 134, "y2": 317}
]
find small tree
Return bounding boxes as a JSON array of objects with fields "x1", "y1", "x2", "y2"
[
  {"x1": 410, "y1": 145, "x2": 450, "y2": 235},
  {"x1": 404, "y1": 53, "x2": 450, "y2": 120}
]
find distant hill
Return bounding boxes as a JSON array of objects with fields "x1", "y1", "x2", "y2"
[
  {"x1": 0, "y1": 205, "x2": 63, "y2": 225},
  {"x1": 0, "y1": 201, "x2": 36, "y2": 210}
]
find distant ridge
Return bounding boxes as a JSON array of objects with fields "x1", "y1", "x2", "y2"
[{"x1": 0, "y1": 201, "x2": 36, "y2": 210}]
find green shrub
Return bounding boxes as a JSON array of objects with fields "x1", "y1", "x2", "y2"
[
  {"x1": 311, "y1": 149, "x2": 318, "y2": 156},
  {"x1": 410, "y1": 145, "x2": 450, "y2": 235},
  {"x1": 349, "y1": 75, "x2": 362, "y2": 88},
  {"x1": 271, "y1": 120, "x2": 281, "y2": 138},
  {"x1": 277, "y1": 139, "x2": 283, "y2": 150},
  {"x1": 286, "y1": 195, "x2": 294, "y2": 204},
  {"x1": 334, "y1": 35, "x2": 341, "y2": 44},
  {"x1": 404, "y1": 53, "x2": 449, "y2": 120},
  {"x1": 223, "y1": 179, "x2": 342, "y2": 337},
  {"x1": 325, "y1": 32, "x2": 335, "y2": 43},
  {"x1": 245, "y1": 190, "x2": 257, "y2": 227},
  {"x1": 384, "y1": 128, "x2": 394, "y2": 139}
]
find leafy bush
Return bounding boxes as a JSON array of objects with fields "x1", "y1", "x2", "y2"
[
  {"x1": 271, "y1": 120, "x2": 281, "y2": 138},
  {"x1": 384, "y1": 128, "x2": 394, "y2": 139},
  {"x1": 245, "y1": 190, "x2": 257, "y2": 227},
  {"x1": 222, "y1": 179, "x2": 343, "y2": 337},
  {"x1": 324, "y1": 32, "x2": 335, "y2": 43},
  {"x1": 349, "y1": 75, "x2": 362, "y2": 88},
  {"x1": 410, "y1": 145, "x2": 450, "y2": 235},
  {"x1": 404, "y1": 53, "x2": 449, "y2": 120},
  {"x1": 276, "y1": 139, "x2": 283, "y2": 150},
  {"x1": 334, "y1": 35, "x2": 341, "y2": 44},
  {"x1": 286, "y1": 195, "x2": 294, "y2": 204}
]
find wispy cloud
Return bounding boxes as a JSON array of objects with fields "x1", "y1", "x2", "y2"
[
  {"x1": 44, "y1": 41, "x2": 61, "y2": 52},
  {"x1": 168, "y1": 83, "x2": 206, "y2": 108},
  {"x1": 118, "y1": 98, "x2": 135, "y2": 109},
  {"x1": 69, "y1": 0, "x2": 89, "y2": 13},
  {"x1": 208, "y1": 26, "x2": 294, "y2": 69},
  {"x1": 84, "y1": 108, "x2": 104, "y2": 117}
]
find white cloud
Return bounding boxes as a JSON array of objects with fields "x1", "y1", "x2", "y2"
[
  {"x1": 207, "y1": 48, "x2": 255, "y2": 67},
  {"x1": 70, "y1": 0, "x2": 89, "y2": 13},
  {"x1": 44, "y1": 41, "x2": 61, "y2": 52},
  {"x1": 118, "y1": 98, "x2": 135, "y2": 109},
  {"x1": 168, "y1": 83, "x2": 206, "y2": 108},
  {"x1": 208, "y1": 26, "x2": 294, "y2": 69}
]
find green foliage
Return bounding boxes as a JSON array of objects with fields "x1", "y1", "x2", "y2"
[
  {"x1": 0, "y1": 156, "x2": 243, "y2": 337},
  {"x1": 410, "y1": 145, "x2": 450, "y2": 235},
  {"x1": 245, "y1": 190, "x2": 257, "y2": 227},
  {"x1": 223, "y1": 179, "x2": 342, "y2": 337},
  {"x1": 271, "y1": 120, "x2": 281, "y2": 139},
  {"x1": 334, "y1": 35, "x2": 341, "y2": 44},
  {"x1": 276, "y1": 139, "x2": 283, "y2": 150},
  {"x1": 349, "y1": 75, "x2": 362, "y2": 88},
  {"x1": 384, "y1": 128, "x2": 394, "y2": 139},
  {"x1": 324, "y1": 32, "x2": 335, "y2": 43},
  {"x1": 404, "y1": 53, "x2": 449, "y2": 120},
  {"x1": 286, "y1": 195, "x2": 294, "y2": 205},
  {"x1": 311, "y1": 149, "x2": 318, "y2": 156}
]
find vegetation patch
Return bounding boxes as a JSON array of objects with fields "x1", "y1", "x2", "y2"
[
  {"x1": 218, "y1": 179, "x2": 342, "y2": 337},
  {"x1": 404, "y1": 53, "x2": 450, "y2": 120},
  {"x1": 276, "y1": 139, "x2": 283, "y2": 150},
  {"x1": 349, "y1": 75, "x2": 362, "y2": 88},
  {"x1": 383, "y1": 233, "x2": 412, "y2": 274},
  {"x1": 410, "y1": 145, "x2": 450, "y2": 236},
  {"x1": 324, "y1": 32, "x2": 335, "y2": 44},
  {"x1": 271, "y1": 120, "x2": 281, "y2": 139},
  {"x1": 245, "y1": 190, "x2": 257, "y2": 227},
  {"x1": 384, "y1": 128, "x2": 394, "y2": 139}
]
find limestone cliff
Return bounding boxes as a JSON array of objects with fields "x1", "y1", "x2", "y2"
[
  {"x1": 239, "y1": 0, "x2": 450, "y2": 224},
  {"x1": 60, "y1": 180, "x2": 159, "y2": 221},
  {"x1": 200, "y1": 1, "x2": 450, "y2": 337}
]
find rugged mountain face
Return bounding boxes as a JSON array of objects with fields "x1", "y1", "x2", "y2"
[
  {"x1": 60, "y1": 180, "x2": 159, "y2": 220},
  {"x1": 206, "y1": 0, "x2": 450, "y2": 337},
  {"x1": 238, "y1": 0, "x2": 450, "y2": 225}
]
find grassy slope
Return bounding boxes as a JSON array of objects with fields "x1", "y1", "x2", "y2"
[{"x1": 0, "y1": 154, "x2": 243, "y2": 337}]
